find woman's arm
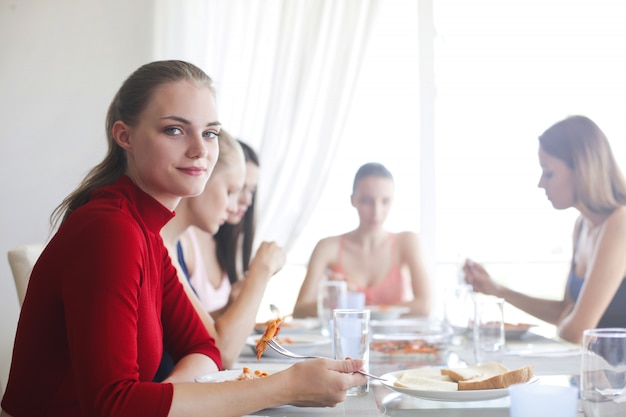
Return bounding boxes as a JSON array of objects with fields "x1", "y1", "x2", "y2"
[
  {"x1": 213, "y1": 241, "x2": 285, "y2": 366},
  {"x1": 463, "y1": 259, "x2": 570, "y2": 325},
  {"x1": 162, "y1": 353, "x2": 219, "y2": 384},
  {"x1": 397, "y1": 231, "x2": 431, "y2": 316},
  {"x1": 168, "y1": 359, "x2": 366, "y2": 417},
  {"x1": 169, "y1": 240, "x2": 285, "y2": 368},
  {"x1": 292, "y1": 238, "x2": 336, "y2": 318},
  {"x1": 558, "y1": 207, "x2": 626, "y2": 343}
]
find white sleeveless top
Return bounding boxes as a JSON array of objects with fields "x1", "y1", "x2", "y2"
[{"x1": 184, "y1": 228, "x2": 232, "y2": 313}]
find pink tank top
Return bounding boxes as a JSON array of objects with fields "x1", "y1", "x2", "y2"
[
  {"x1": 330, "y1": 234, "x2": 411, "y2": 305},
  {"x1": 185, "y1": 228, "x2": 231, "y2": 313}
]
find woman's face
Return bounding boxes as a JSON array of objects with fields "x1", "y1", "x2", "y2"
[
  {"x1": 351, "y1": 176, "x2": 395, "y2": 230},
  {"x1": 117, "y1": 80, "x2": 220, "y2": 210},
  {"x1": 227, "y1": 161, "x2": 259, "y2": 225},
  {"x1": 187, "y1": 155, "x2": 246, "y2": 235},
  {"x1": 538, "y1": 146, "x2": 576, "y2": 210}
]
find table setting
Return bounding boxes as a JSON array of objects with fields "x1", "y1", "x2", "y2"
[{"x1": 194, "y1": 288, "x2": 626, "y2": 417}]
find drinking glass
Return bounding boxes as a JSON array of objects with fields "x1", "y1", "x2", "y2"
[
  {"x1": 473, "y1": 296, "x2": 505, "y2": 364},
  {"x1": 581, "y1": 328, "x2": 626, "y2": 417},
  {"x1": 333, "y1": 308, "x2": 370, "y2": 396},
  {"x1": 317, "y1": 280, "x2": 348, "y2": 337},
  {"x1": 444, "y1": 283, "x2": 474, "y2": 343}
]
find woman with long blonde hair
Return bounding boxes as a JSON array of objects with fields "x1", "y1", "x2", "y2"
[{"x1": 464, "y1": 115, "x2": 626, "y2": 343}]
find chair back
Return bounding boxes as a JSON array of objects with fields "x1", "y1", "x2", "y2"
[{"x1": 7, "y1": 243, "x2": 44, "y2": 305}]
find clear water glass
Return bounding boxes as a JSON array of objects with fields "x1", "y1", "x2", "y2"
[
  {"x1": 317, "y1": 280, "x2": 348, "y2": 337},
  {"x1": 581, "y1": 328, "x2": 626, "y2": 417},
  {"x1": 473, "y1": 296, "x2": 505, "y2": 364},
  {"x1": 333, "y1": 308, "x2": 370, "y2": 396}
]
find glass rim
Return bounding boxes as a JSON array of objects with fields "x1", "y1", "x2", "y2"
[
  {"x1": 333, "y1": 308, "x2": 370, "y2": 314},
  {"x1": 583, "y1": 328, "x2": 626, "y2": 337}
]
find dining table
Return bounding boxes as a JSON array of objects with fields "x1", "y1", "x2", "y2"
[{"x1": 221, "y1": 321, "x2": 583, "y2": 417}]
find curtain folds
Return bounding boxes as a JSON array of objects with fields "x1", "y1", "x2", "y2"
[{"x1": 154, "y1": 0, "x2": 380, "y2": 251}]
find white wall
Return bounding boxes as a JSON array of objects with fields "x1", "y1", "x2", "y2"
[{"x1": 0, "y1": 0, "x2": 155, "y2": 390}]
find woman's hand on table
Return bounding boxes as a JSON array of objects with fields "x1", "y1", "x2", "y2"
[{"x1": 279, "y1": 358, "x2": 367, "y2": 407}]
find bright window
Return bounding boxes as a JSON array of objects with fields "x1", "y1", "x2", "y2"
[
  {"x1": 289, "y1": 0, "x2": 421, "y2": 264},
  {"x1": 280, "y1": 0, "x2": 626, "y2": 325}
]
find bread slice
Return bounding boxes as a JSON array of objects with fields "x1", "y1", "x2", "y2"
[
  {"x1": 394, "y1": 366, "x2": 458, "y2": 391},
  {"x1": 440, "y1": 362, "x2": 509, "y2": 382},
  {"x1": 401, "y1": 366, "x2": 447, "y2": 378},
  {"x1": 457, "y1": 365, "x2": 535, "y2": 390},
  {"x1": 394, "y1": 375, "x2": 458, "y2": 391}
]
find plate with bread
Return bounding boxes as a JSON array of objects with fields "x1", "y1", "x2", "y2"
[{"x1": 380, "y1": 362, "x2": 536, "y2": 401}]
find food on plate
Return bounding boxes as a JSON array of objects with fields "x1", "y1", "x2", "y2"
[
  {"x1": 255, "y1": 317, "x2": 283, "y2": 360},
  {"x1": 393, "y1": 362, "x2": 535, "y2": 391},
  {"x1": 394, "y1": 366, "x2": 458, "y2": 391},
  {"x1": 455, "y1": 365, "x2": 535, "y2": 391},
  {"x1": 370, "y1": 340, "x2": 438, "y2": 354},
  {"x1": 440, "y1": 362, "x2": 509, "y2": 382},
  {"x1": 504, "y1": 322, "x2": 533, "y2": 330},
  {"x1": 370, "y1": 339, "x2": 440, "y2": 360},
  {"x1": 236, "y1": 367, "x2": 270, "y2": 380}
]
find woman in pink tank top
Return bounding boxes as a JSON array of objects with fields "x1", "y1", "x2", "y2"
[{"x1": 293, "y1": 162, "x2": 431, "y2": 318}]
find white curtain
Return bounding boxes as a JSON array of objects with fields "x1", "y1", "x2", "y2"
[{"x1": 154, "y1": 0, "x2": 380, "y2": 250}]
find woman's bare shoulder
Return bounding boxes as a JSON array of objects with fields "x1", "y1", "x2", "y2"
[
  {"x1": 608, "y1": 205, "x2": 626, "y2": 222},
  {"x1": 395, "y1": 230, "x2": 421, "y2": 245},
  {"x1": 314, "y1": 234, "x2": 343, "y2": 252},
  {"x1": 601, "y1": 206, "x2": 626, "y2": 237}
]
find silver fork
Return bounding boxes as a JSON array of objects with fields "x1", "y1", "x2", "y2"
[{"x1": 265, "y1": 339, "x2": 388, "y2": 382}]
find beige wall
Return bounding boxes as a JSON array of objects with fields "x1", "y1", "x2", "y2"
[{"x1": 0, "y1": 0, "x2": 155, "y2": 391}]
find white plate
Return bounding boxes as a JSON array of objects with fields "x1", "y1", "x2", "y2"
[
  {"x1": 246, "y1": 334, "x2": 331, "y2": 359},
  {"x1": 379, "y1": 369, "x2": 539, "y2": 402},
  {"x1": 195, "y1": 369, "x2": 262, "y2": 383},
  {"x1": 366, "y1": 305, "x2": 411, "y2": 320},
  {"x1": 196, "y1": 369, "x2": 289, "y2": 409},
  {"x1": 253, "y1": 318, "x2": 320, "y2": 335}
]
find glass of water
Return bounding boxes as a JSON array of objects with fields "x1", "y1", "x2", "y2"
[
  {"x1": 317, "y1": 280, "x2": 348, "y2": 337},
  {"x1": 473, "y1": 296, "x2": 505, "y2": 364},
  {"x1": 581, "y1": 328, "x2": 626, "y2": 417},
  {"x1": 333, "y1": 308, "x2": 370, "y2": 396}
]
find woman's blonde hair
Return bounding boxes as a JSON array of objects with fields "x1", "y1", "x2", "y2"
[
  {"x1": 212, "y1": 129, "x2": 243, "y2": 175},
  {"x1": 539, "y1": 115, "x2": 626, "y2": 215},
  {"x1": 51, "y1": 60, "x2": 214, "y2": 228}
]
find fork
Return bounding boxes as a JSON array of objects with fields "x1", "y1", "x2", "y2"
[{"x1": 265, "y1": 339, "x2": 388, "y2": 382}]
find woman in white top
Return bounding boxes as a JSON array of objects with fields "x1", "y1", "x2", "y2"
[{"x1": 161, "y1": 129, "x2": 285, "y2": 368}]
